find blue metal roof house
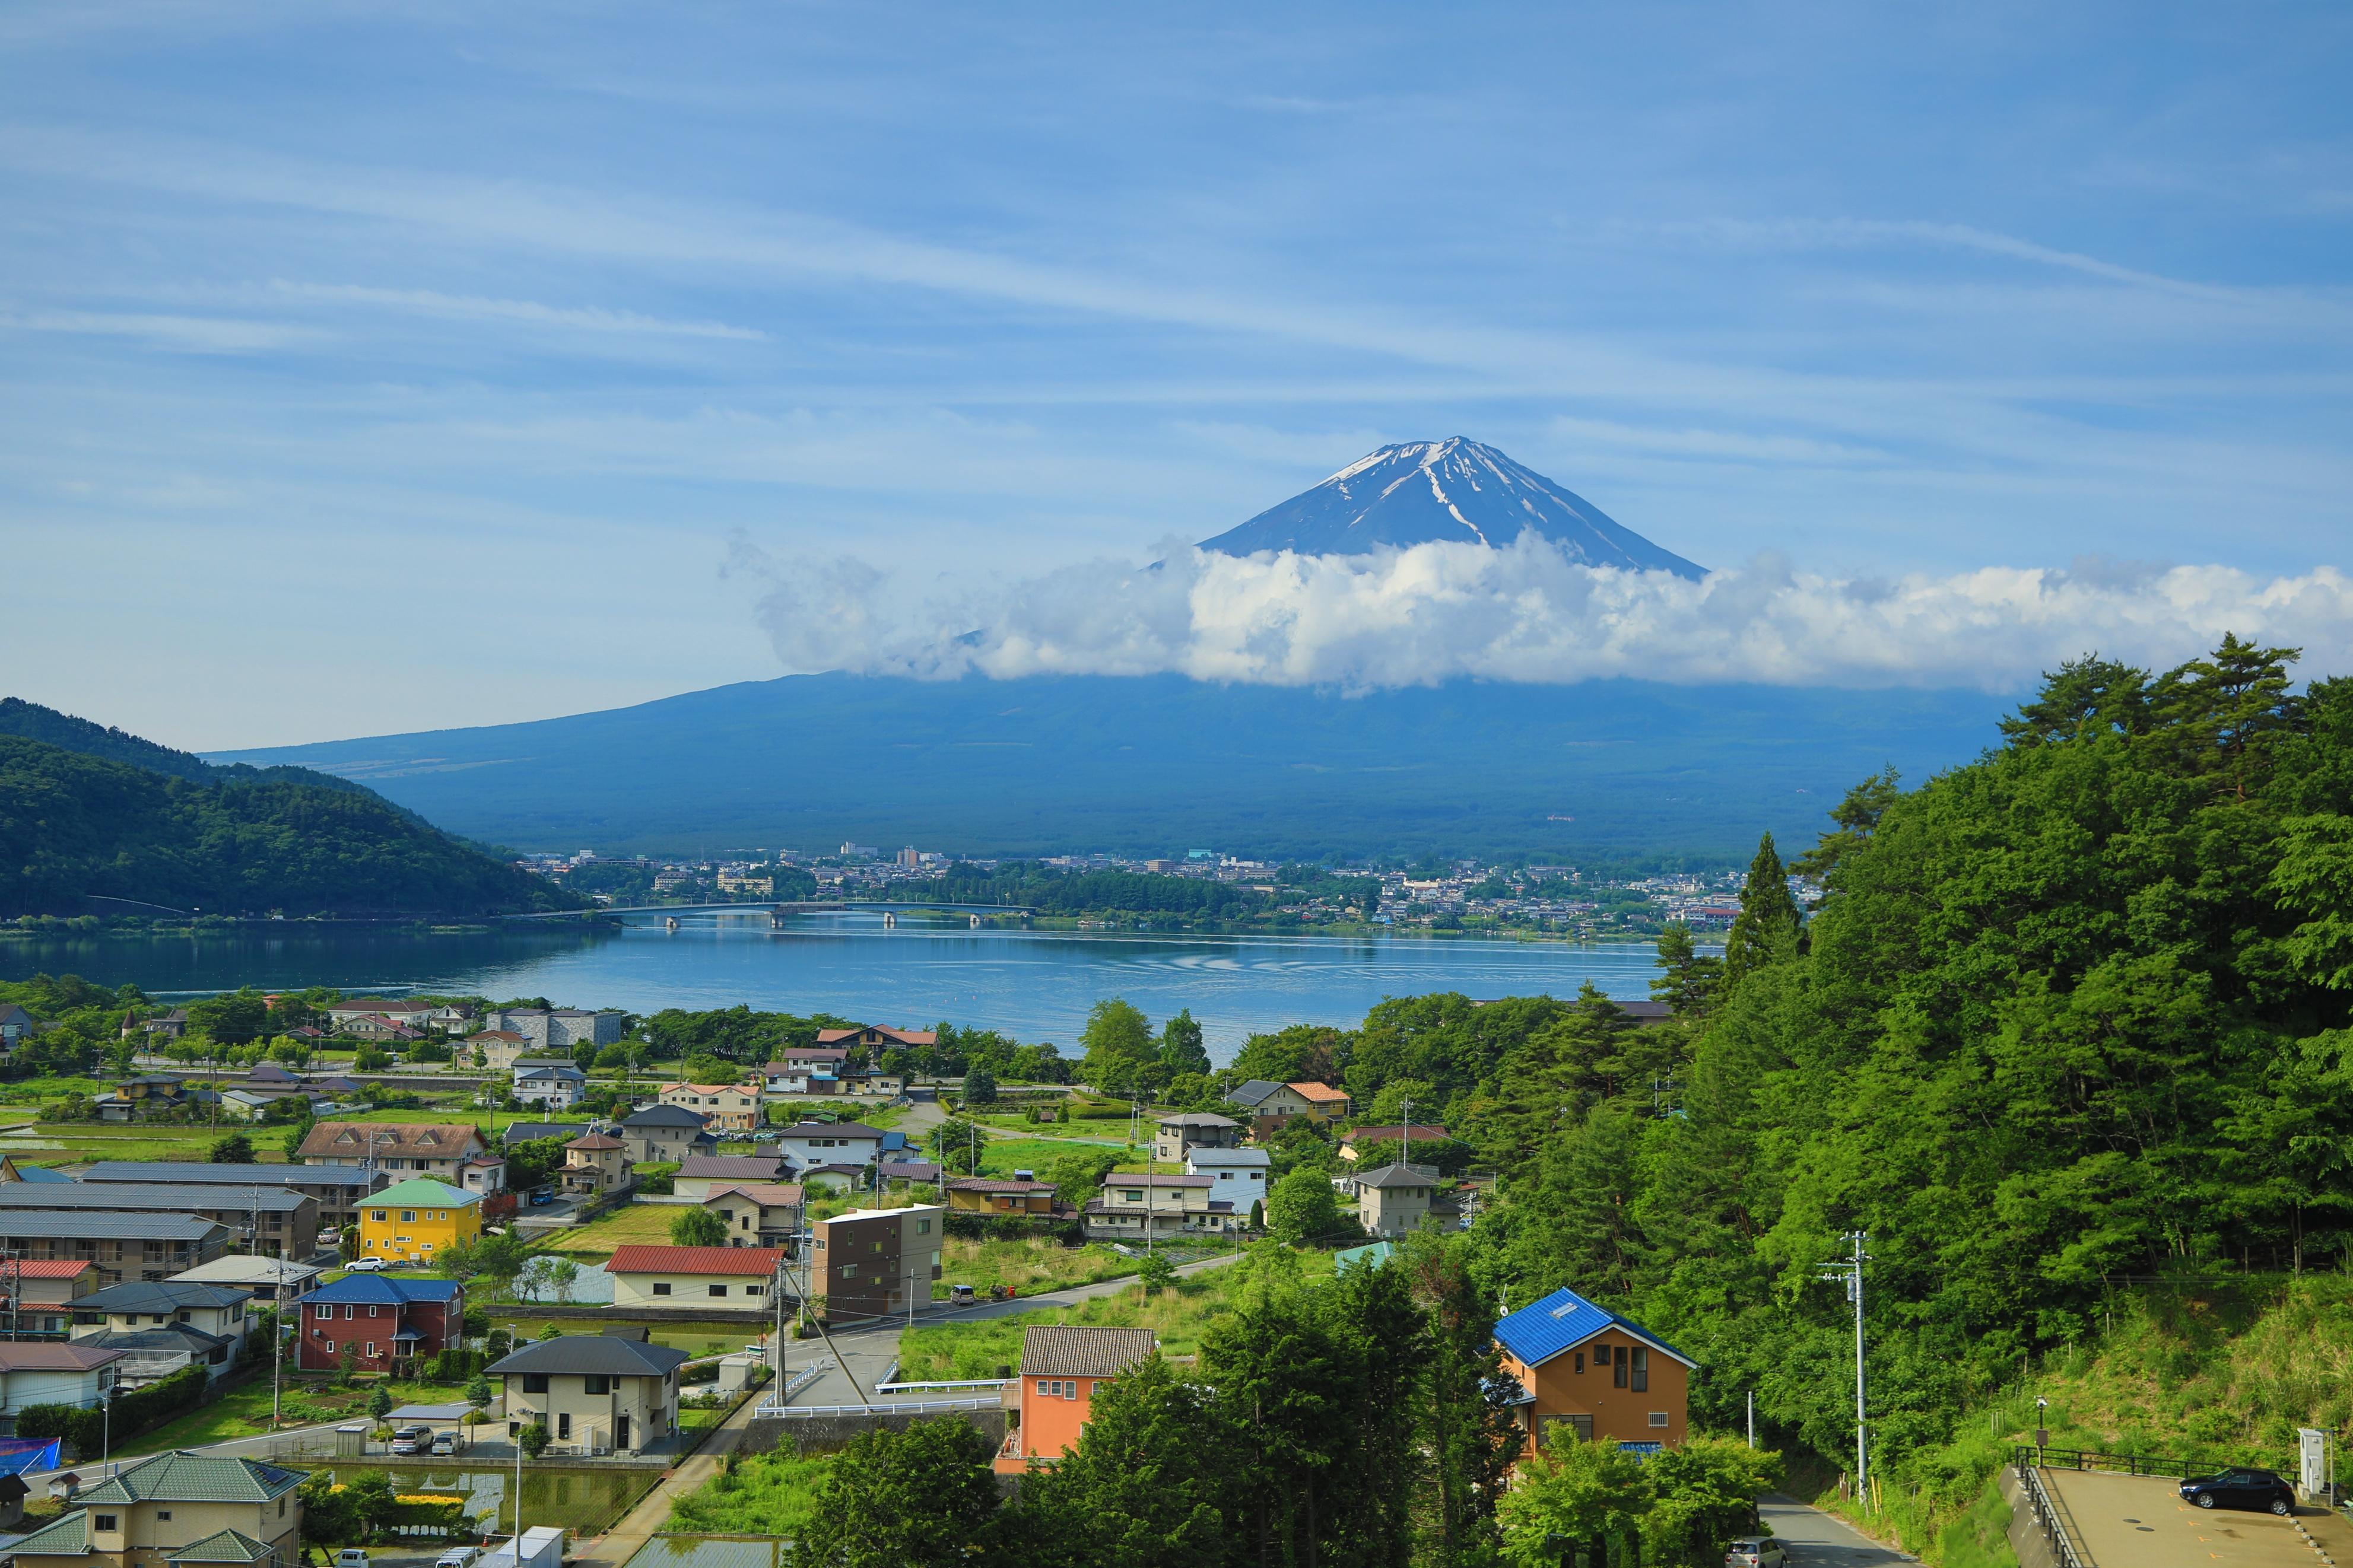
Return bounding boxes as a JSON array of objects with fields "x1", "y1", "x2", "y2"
[{"x1": 1493, "y1": 1287, "x2": 1697, "y2": 1459}]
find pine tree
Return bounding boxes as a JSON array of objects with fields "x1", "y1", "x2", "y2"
[{"x1": 1722, "y1": 832, "x2": 1801, "y2": 988}]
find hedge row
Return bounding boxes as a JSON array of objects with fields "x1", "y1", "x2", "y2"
[{"x1": 16, "y1": 1363, "x2": 210, "y2": 1457}]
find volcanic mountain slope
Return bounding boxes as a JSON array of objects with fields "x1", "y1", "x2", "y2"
[{"x1": 1199, "y1": 437, "x2": 1706, "y2": 578}]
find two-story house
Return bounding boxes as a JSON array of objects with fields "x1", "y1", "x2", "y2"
[
  {"x1": 492, "y1": 1327, "x2": 685, "y2": 1457},
  {"x1": 757, "y1": 1050, "x2": 847, "y2": 1096},
  {"x1": 992, "y1": 1325, "x2": 1157, "y2": 1474},
  {"x1": 513, "y1": 1063, "x2": 589, "y2": 1109},
  {"x1": 299, "y1": 1122, "x2": 491, "y2": 1181},
  {"x1": 1081, "y1": 1173, "x2": 1228, "y2": 1241},
  {"x1": 814, "y1": 1026, "x2": 936, "y2": 1053},
  {"x1": 1185, "y1": 1146, "x2": 1270, "y2": 1219},
  {"x1": 1339, "y1": 1122, "x2": 1453, "y2": 1163},
  {"x1": 698, "y1": 1184, "x2": 805, "y2": 1249},
  {"x1": 658, "y1": 1083, "x2": 763, "y2": 1132},
  {"x1": 944, "y1": 1178, "x2": 1058, "y2": 1216},
  {"x1": 1493, "y1": 1287, "x2": 1694, "y2": 1457},
  {"x1": 0, "y1": 1259, "x2": 99, "y2": 1337},
  {"x1": 619, "y1": 1105, "x2": 718, "y2": 1165},
  {"x1": 1350, "y1": 1163, "x2": 1449, "y2": 1238},
  {"x1": 11, "y1": 1449, "x2": 305, "y2": 1568},
  {"x1": 1153, "y1": 1112, "x2": 1242, "y2": 1163},
  {"x1": 297, "y1": 1275, "x2": 464, "y2": 1372},
  {"x1": 1226, "y1": 1080, "x2": 1351, "y2": 1140},
  {"x1": 464, "y1": 1029, "x2": 533, "y2": 1071},
  {"x1": 356, "y1": 1179, "x2": 481, "y2": 1266},
  {"x1": 560, "y1": 1134, "x2": 634, "y2": 1197},
  {"x1": 70, "y1": 1281, "x2": 251, "y2": 1355},
  {"x1": 776, "y1": 1122, "x2": 884, "y2": 1175},
  {"x1": 671, "y1": 1156, "x2": 791, "y2": 1200}
]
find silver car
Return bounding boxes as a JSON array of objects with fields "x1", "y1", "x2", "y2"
[{"x1": 1725, "y1": 1540, "x2": 1786, "y2": 1568}]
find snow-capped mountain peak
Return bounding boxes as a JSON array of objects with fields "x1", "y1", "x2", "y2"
[{"x1": 1199, "y1": 437, "x2": 1704, "y2": 578}]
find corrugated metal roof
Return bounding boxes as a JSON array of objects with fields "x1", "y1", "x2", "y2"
[
  {"x1": 0, "y1": 1185, "x2": 306, "y2": 1213},
  {"x1": 607, "y1": 1245, "x2": 783, "y2": 1276},
  {"x1": 1493, "y1": 1287, "x2": 1696, "y2": 1371},
  {"x1": 308, "y1": 1275, "x2": 461, "y2": 1305},
  {"x1": 0, "y1": 1211, "x2": 223, "y2": 1241},
  {"x1": 81, "y1": 1161, "x2": 376, "y2": 1188}
]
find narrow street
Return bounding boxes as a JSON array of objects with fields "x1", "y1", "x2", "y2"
[{"x1": 1755, "y1": 1496, "x2": 1919, "y2": 1564}]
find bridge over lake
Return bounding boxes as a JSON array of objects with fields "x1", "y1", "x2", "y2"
[{"x1": 506, "y1": 900, "x2": 1035, "y2": 921}]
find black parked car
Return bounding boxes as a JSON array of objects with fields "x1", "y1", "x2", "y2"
[{"x1": 2179, "y1": 1467, "x2": 2295, "y2": 1515}]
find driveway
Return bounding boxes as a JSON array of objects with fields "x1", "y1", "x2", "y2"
[
  {"x1": 1756, "y1": 1495, "x2": 1918, "y2": 1564},
  {"x1": 2038, "y1": 1468, "x2": 2353, "y2": 1568}
]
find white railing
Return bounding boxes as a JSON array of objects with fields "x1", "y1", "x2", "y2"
[
  {"x1": 761, "y1": 1397, "x2": 999, "y2": 1420},
  {"x1": 875, "y1": 1378, "x2": 1013, "y2": 1392}
]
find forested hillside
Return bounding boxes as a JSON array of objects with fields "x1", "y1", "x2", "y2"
[
  {"x1": 0, "y1": 696, "x2": 415, "y2": 801},
  {"x1": 1225, "y1": 635, "x2": 2353, "y2": 1514},
  {"x1": 0, "y1": 733, "x2": 582, "y2": 918}
]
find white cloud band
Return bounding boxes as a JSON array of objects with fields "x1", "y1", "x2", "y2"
[{"x1": 733, "y1": 535, "x2": 2353, "y2": 692}]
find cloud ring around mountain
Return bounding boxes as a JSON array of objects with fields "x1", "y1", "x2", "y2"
[{"x1": 733, "y1": 534, "x2": 2353, "y2": 693}]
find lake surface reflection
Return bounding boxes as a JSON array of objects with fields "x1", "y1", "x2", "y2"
[{"x1": 0, "y1": 914, "x2": 1675, "y2": 1061}]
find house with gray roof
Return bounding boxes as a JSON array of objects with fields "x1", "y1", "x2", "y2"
[
  {"x1": 0, "y1": 1184, "x2": 317, "y2": 1259},
  {"x1": 0, "y1": 1213, "x2": 230, "y2": 1288},
  {"x1": 488, "y1": 1328, "x2": 688, "y2": 1458},
  {"x1": 80, "y1": 1161, "x2": 382, "y2": 1231}
]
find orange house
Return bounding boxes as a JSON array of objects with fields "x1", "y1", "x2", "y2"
[
  {"x1": 1493, "y1": 1287, "x2": 1694, "y2": 1458},
  {"x1": 992, "y1": 1324, "x2": 1157, "y2": 1474}
]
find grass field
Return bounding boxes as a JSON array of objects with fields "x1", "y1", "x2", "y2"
[
  {"x1": 542, "y1": 1203, "x2": 689, "y2": 1258},
  {"x1": 114, "y1": 1373, "x2": 493, "y2": 1457},
  {"x1": 901, "y1": 1245, "x2": 1328, "y2": 1376},
  {"x1": 668, "y1": 1446, "x2": 834, "y2": 1536},
  {"x1": 934, "y1": 1236, "x2": 1135, "y2": 1299},
  {"x1": 973, "y1": 1136, "x2": 1130, "y2": 1177}
]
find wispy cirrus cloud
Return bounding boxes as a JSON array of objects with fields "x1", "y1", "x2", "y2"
[{"x1": 260, "y1": 282, "x2": 768, "y2": 341}]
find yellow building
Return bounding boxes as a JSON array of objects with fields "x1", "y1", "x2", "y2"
[{"x1": 358, "y1": 1177, "x2": 482, "y2": 1264}]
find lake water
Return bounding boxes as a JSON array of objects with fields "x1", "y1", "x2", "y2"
[{"x1": 0, "y1": 913, "x2": 1673, "y2": 1062}]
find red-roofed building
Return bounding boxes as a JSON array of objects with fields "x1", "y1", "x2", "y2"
[
  {"x1": 815, "y1": 1026, "x2": 938, "y2": 1049},
  {"x1": 0, "y1": 1259, "x2": 97, "y2": 1337},
  {"x1": 606, "y1": 1246, "x2": 783, "y2": 1311}
]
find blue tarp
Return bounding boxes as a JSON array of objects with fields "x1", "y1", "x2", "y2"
[{"x1": 0, "y1": 1438, "x2": 61, "y2": 1475}]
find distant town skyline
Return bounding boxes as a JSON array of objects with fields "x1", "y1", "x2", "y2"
[{"x1": 5, "y1": 4, "x2": 2348, "y2": 746}]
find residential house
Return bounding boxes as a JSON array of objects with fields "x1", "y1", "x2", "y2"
[
  {"x1": 323, "y1": 998, "x2": 439, "y2": 1029},
  {"x1": 70, "y1": 1281, "x2": 252, "y2": 1356},
  {"x1": 357, "y1": 1179, "x2": 481, "y2": 1266},
  {"x1": 488, "y1": 1007, "x2": 626, "y2": 1051},
  {"x1": 513, "y1": 1063, "x2": 589, "y2": 1109},
  {"x1": 775, "y1": 1122, "x2": 884, "y2": 1176},
  {"x1": 658, "y1": 1083, "x2": 762, "y2": 1132},
  {"x1": 0, "y1": 1344, "x2": 122, "y2": 1436},
  {"x1": 456, "y1": 1152, "x2": 509, "y2": 1195},
  {"x1": 605, "y1": 1245, "x2": 782, "y2": 1310},
  {"x1": 797, "y1": 1163, "x2": 866, "y2": 1195},
  {"x1": 1081, "y1": 1173, "x2": 1226, "y2": 1241},
  {"x1": 0, "y1": 1004, "x2": 33, "y2": 1051},
  {"x1": 80, "y1": 1162, "x2": 382, "y2": 1234},
  {"x1": 559, "y1": 1134, "x2": 633, "y2": 1197},
  {"x1": 1185, "y1": 1146, "x2": 1271, "y2": 1218},
  {"x1": 814, "y1": 1026, "x2": 937, "y2": 1052},
  {"x1": 944, "y1": 1178, "x2": 1057, "y2": 1216},
  {"x1": 0, "y1": 1185, "x2": 317, "y2": 1259},
  {"x1": 618, "y1": 1105, "x2": 718, "y2": 1165},
  {"x1": 297, "y1": 1274, "x2": 463, "y2": 1372},
  {"x1": 1350, "y1": 1164, "x2": 1448, "y2": 1238},
  {"x1": 0, "y1": 1213, "x2": 230, "y2": 1288},
  {"x1": 168, "y1": 1258, "x2": 322, "y2": 1305},
  {"x1": 297, "y1": 1122, "x2": 490, "y2": 1181},
  {"x1": 1493, "y1": 1287, "x2": 1694, "y2": 1456},
  {"x1": 1338, "y1": 1123, "x2": 1452, "y2": 1164},
  {"x1": 465, "y1": 1030, "x2": 533, "y2": 1071},
  {"x1": 491, "y1": 1327, "x2": 687, "y2": 1456},
  {"x1": 756, "y1": 1051, "x2": 846, "y2": 1096},
  {"x1": 1153, "y1": 1112, "x2": 1241, "y2": 1163},
  {"x1": 0, "y1": 1260, "x2": 99, "y2": 1337},
  {"x1": 8, "y1": 1448, "x2": 305, "y2": 1568},
  {"x1": 836, "y1": 1070, "x2": 906, "y2": 1099},
  {"x1": 123, "y1": 1008, "x2": 190, "y2": 1041},
  {"x1": 698, "y1": 1185, "x2": 804, "y2": 1250},
  {"x1": 93, "y1": 1076, "x2": 195, "y2": 1123},
  {"x1": 812, "y1": 1206, "x2": 944, "y2": 1319},
  {"x1": 877, "y1": 1159, "x2": 944, "y2": 1185},
  {"x1": 671, "y1": 1156, "x2": 791, "y2": 1201},
  {"x1": 992, "y1": 1325, "x2": 1158, "y2": 1474},
  {"x1": 1226, "y1": 1080, "x2": 1351, "y2": 1138},
  {"x1": 337, "y1": 1016, "x2": 424, "y2": 1044},
  {"x1": 77, "y1": 1323, "x2": 235, "y2": 1388}
]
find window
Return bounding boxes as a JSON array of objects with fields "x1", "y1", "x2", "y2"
[
  {"x1": 1540, "y1": 1414, "x2": 1593, "y2": 1444},
  {"x1": 841, "y1": 1264, "x2": 857, "y2": 1278},
  {"x1": 747, "y1": 1283, "x2": 764, "y2": 1295},
  {"x1": 371, "y1": 1210, "x2": 386, "y2": 1221},
  {"x1": 1574, "y1": 1351, "x2": 1585, "y2": 1374},
  {"x1": 558, "y1": 1413, "x2": 572, "y2": 1439},
  {"x1": 1648, "y1": 1412, "x2": 1669, "y2": 1429},
  {"x1": 916, "y1": 1218, "x2": 931, "y2": 1235},
  {"x1": 652, "y1": 1282, "x2": 672, "y2": 1297},
  {"x1": 1630, "y1": 1348, "x2": 1649, "y2": 1393},
  {"x1": 369, "y1": 1305, "x2": 381, "y2": 1318},
  {"x1": 1613, "y1": 1346, "x2": 1628, "y2": 1389},
  {"x1": 95, "y1": 1516, "x2": 117, "y2": 1533},
  {"x1": 366, "y1": 1342, "x2": 377, "y2": 1357},
  {"x1": 401, "y1": 1210, "x2": 417, "y2": 1223},
  {"x1": 709, "y1": 1284, "x2": 728, "y2": 1297},
  {"x1": 156, "y1": 1512, "x2": 172, "y2": 1522},
  {"x1": 344, "y1": 1305, "x2": 355, "y2": 1320},
  {"x1": 583, "y1": 1375, "x2": 610, "y2": 1395},
  {"x1": 523, "y1": 1373, "x2": 550, "y2": 1394}
]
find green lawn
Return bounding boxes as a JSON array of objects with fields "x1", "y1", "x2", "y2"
[
  {"x1": 934, "y1": 1236, "x2": 1135, "y2": 1299},
  {"x1": 543, "y1": 1203, "x2": 689, "y2": 1258},
  {"x1": 974, "y1": 1136, "x2": 1130, "y2": 1176},
  {"x1": 113, "y1": 1373, "x2": 491, "y2": 1457}
]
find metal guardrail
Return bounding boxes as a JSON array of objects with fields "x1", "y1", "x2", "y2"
[
  {"x1": 759, "y1": 1397, "x2": 1000, "y2": 1420},
  {"x1": 2010, "y1": 1444, "x2": 2215, "y2": 1480},
  {"x1": 2016, "y1": 1464, "x2": 2091, "y2": 1568}
]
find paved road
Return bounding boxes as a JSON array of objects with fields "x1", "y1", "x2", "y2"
[
  {"x1": 1756, "y1": 1495, "x2": 1918, "y2": 1564},
  {"x1": 2040, "y1": 1468, "x2": 2347, "y2": 1568}
]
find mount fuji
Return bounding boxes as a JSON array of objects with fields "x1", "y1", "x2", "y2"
[{"x1": 1199, "y1": 437, "x2": 1706, "y2": 579}]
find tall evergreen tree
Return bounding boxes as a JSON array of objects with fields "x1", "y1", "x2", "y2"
[{"x1": 1721, "y1": 832, "x2": 1801, "y2": 988}]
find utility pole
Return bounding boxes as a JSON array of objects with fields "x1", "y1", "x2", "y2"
[
  {"x1": 1817, "y1": 1231, "x2": 1871, "y2": 1496},
  {"x1": 1747, "y1": 1389, "x2": 1755, "y2": 1448},
  {"x1": 271, "y1": 1242, "x2": 286, "y2": 1430}
]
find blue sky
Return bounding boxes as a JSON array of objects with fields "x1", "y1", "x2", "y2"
[{"x1": 4, "y1": 2, "x2": 2349, "y2": 746}]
